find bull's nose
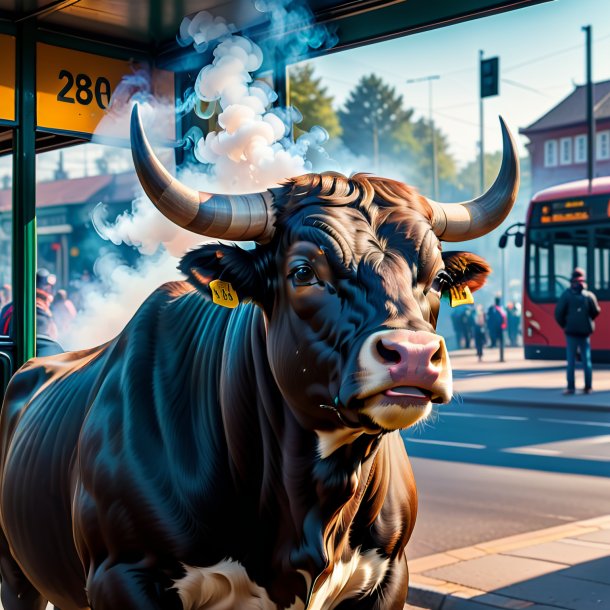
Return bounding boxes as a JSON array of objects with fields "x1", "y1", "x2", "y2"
[
  {"x1": 375, "y1": 332, "x2": 443, "y2": 369},
  {"x1": 360, "y1": 329, "x2": 452, "y2": 402}
]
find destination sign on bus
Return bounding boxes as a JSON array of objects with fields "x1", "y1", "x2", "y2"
[{"x1": 532, "y1": 195, "x2": 610, "y2": 225}]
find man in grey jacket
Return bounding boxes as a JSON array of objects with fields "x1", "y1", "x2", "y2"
[{"x1": 554, "y1": 268, "x2": 601, "y2": 395}]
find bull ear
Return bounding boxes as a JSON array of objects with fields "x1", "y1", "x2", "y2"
[
  {"x1": 179, "y1": 243, "x2": 271, "y2": 305},
  {"x1": 441, "y1": 251, "x2": 491, "y2": 293}
]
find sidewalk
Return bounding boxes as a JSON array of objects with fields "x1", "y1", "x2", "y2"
[
  {"x1": 405, "y1": 514, "x2": 610, "y2": 610},
  {"x1": 449, "y1": 347, "x2": 610, "y2": 412},
  {"x1": 403, "y1": 347, "x2": 610, "y2": 610}
]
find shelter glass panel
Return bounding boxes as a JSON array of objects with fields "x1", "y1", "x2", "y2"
[
  {"x1": 35, "y1": 142, "x2": 138, "y2": 346},
  {"x1": 0, "y1": 158, "x2": 11, "y2": 336}
]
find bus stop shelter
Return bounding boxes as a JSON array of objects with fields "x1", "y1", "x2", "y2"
[{"x1": 0, "y1": 0, "x2": 551, "y2": 398}]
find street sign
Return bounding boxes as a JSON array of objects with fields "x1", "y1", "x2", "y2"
[
  {"x1": 481, "y1": 56, "x2": 499, "y2": 98},
  {"x1": 0, "y1": 35, "x2": 15, "y2": 123},
  {"x1": 37, "y1": 43, "x2": 175, "y2": 141}
]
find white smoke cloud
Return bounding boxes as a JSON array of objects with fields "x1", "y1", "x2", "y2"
[
  {"x1": 60, "y1": 251, "x2": 183, "y2": 350},
  {"x1": 61, "y1": 1, "x2": 338, "y2": 350}
]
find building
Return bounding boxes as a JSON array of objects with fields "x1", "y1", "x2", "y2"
[
  {"x1": 520, "y1": 79, "x2": 610, "y2": 195},
  {"x1": 0, "y1": 172, "x2": 140, "y2": 289}
]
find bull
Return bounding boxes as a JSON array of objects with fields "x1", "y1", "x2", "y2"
[{"x1": 0, "y1": 105, "x2": 518, "y2": 610}]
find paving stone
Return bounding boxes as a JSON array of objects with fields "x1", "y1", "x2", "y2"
[
  {"x1": 425, "y1": 555, "x2": 561, "y2": 591},
  {"x1": 502, "y1": 539, "x2": 609, "y2": 565},
  {"x1": 409, "y1": 552, "x2": 460, "y2": 573},
  {"x1": 476, "y1": 525, "x2": 597, "y2": 554},
  {"x1": 577, "y1": 514, "x2": 610, "y2": 527},
  {"x1": 442, "y1": 596, "x2": 528, "y2": 610},
  {"x1": 473, "y1": 593, "x2": 535, "y2": 609},
  {"x1": 448, "y1": 546, "x2": 488, "y2": 561},
  {"x1": 450, "y1": 586, "x2": 487, "y2": 599},
  {"x1": 411, "y1": 574, "x2": 461, "y2": 589},
  {"x1": 497, "y1": 572, "x2": 610, "y2": 610},
  {"x1": 565, "y1": 555, "x2": 610, "y2": 585},
  {"x1": 574, "y1": 528, "x2": 610, "y2": 544}
]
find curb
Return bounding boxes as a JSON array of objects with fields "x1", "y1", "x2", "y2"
[
  {"x1": 460, "y1": 394, "x2": 610, "y2": 413},
  {"x1": 406, "y1": 515, "x2": 610, "y2": 610},
  {"x1": 407, "y1": 585, "x2": 446, "y2": 610}
]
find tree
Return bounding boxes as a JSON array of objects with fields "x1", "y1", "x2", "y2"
[
  {"x1": 455, "y1": 151, "x2": 503, "y2": 199},
  {"x1": 338, "y1": 74, "x2": 413, "y2": 167},
  {"x1": 393, "y1": 116, "x2": 458, "y2": 197},
  {"x1": 288, "y1": 63, "x2": 342, "y2": 138}
]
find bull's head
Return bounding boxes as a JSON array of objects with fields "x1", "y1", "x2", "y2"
[{"x1": 131, "y1": 106, "x2": 518, "y2": 444}]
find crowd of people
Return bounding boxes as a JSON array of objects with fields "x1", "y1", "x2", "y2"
[
  {"x1": 0, "y1": 269, "x2": 78, "y2": 355},
  {"x1": 451, "y1": 297, "x2": 522, "y2": 361}
]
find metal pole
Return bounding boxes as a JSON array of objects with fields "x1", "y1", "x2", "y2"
[
  {"x1": 582, "y1": 25, "x2": 594, "y2": 190},
  {"x1": 429, "y1": 78, "x2": 439, "y2": 199},
  {"x1": 479, "y1": 50, "x2": 485, "y2": 194},
  {"x1": 12, "y1": 20, "x2": 37, "y2": 365},
  {"x1": 502, "y1": 246, "x2": 506, "y2": 310},
  {"x1": 405, "y1": 75, "x2": 439, "y2": 198}
]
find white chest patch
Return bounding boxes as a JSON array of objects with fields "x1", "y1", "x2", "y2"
[
  {"x1": 307, "y1": 548, "x2": 390, "y2": 610},
  {"x1": 174, "y1": 550, "x2": 389, "y2": 610},
  {"x1": 173, "y1": 560, "x2": 302, "y2": 610},
  {"x1": 173, "y1": 550, "x2": 388, "y2": 610}
]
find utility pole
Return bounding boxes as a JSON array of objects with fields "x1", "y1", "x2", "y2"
[
  {"x1": 372, "y1": 113, "x2": 379, "y2": 174},
  {"x1": 479, "y1": 50, "x2": 485, "y2": 194},
  {"x1": 406, "y1": 75, "x2": 440, "y2": 199},
  {"x1": 583, "y1": 25, "x2": 595, "y2": 191},
  {"x1": 479, "y1": 52, "x2": 500, "y2": 193}
]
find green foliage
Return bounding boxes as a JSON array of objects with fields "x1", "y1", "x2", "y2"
[
  {"x1": 288, "y1": 63, "x2": 342, "y2": 138},
  {"x1": 338, "y1": 74, "x2": 413, "y2": 161},
  {"x1": 455, "y1": 151, "x2": 503, "y2": 197}
]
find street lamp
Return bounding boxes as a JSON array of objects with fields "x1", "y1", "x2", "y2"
[
  {"x1": 498, "y1": 222, "x2": 525, "y2": 362},
  {"x1": 405, "y1": 75, "x2": 440, "y2": 200}
]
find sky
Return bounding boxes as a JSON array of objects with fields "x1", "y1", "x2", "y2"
[
  {"x1": 3, "y1": 0, "x2": 609, "y2": 181},
  {"x1": 303, "y1": 0, "x2": 610, "y2": 167}
]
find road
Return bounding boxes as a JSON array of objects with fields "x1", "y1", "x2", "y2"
[{"x1": 402, "y1": 400, "x2": 610, "y2": 559}]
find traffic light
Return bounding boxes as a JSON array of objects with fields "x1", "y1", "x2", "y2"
[{"x1": 481, "y1": 56, "x2": 499, "y2": 98}]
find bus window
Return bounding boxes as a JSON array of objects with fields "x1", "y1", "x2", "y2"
[
  {"x1": 528, "y1": 227, "x2": 590, "y2": 301},
  {"x1": 593, "y1": 227, "x2": 610, "y2": 299},
  {"x1": 0, "y1": 162, "x2": 12, "y2": 336}
]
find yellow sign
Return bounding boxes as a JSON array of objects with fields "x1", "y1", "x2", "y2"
[
  {"x1": 0, "y1": 35, "x2": 15, "y2": 122},
  {"x1": 209, "y1": 280, "x2": 239, "y2": 309},
  {"x1": 37, "y1": 43, "x2": 175, "y2": 141},
  {"x1": 449, "y1": 285, "x2": 474, "y2": 308}
]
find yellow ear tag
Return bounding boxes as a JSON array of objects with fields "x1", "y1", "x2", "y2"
[
  {"x1": 209, "y1": 280, "x2": 239, "y2": 309},
  {"x1": 449, "y1": 285, "x2": 474, "y2": 307}
]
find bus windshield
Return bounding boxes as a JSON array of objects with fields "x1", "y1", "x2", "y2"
[{"x1": 527, "y1": 222, "x2": 610, "y2": 302}]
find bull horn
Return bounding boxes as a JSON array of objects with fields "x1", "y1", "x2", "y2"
[
  {"x1": 429, "y1": 117, "x2": 519, "y2": 241},
  {"x1": 130, "y1": 105, "x2": 275, "y2": 243}
]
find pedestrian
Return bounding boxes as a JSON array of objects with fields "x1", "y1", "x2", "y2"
[
  {"x1": 506, "y1": 301, "x2": 521, "y2": 347},
  {"x1": 0, "y1": 269, "x2": 62, "y2": 355},
  {"x1": 554, "y1": 267, "x2": 601, "y2": 395},
  {"x1": 461, "y1": 306, "x2": 474, "y2": 349},
  {"x1": 487, "y1": 297, "x2": 507, "y2": 348},
  {"x1": 51, "y1": 288, "x2": 77, "y2": 336},
  {"x1": 451, "y1": 308, "x2": 465, "y2": 349},
  {"x1": 473, "y1": 304, "x2": 487, "y2": 361}
]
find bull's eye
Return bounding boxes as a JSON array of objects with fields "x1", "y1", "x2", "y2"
[{"x1": 289, "y1": 264, "x2": 319, "y2": 287}]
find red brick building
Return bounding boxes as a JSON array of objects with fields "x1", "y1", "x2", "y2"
[{"x1": 520, "y1": 79, "x2": 610, "y2": 194}]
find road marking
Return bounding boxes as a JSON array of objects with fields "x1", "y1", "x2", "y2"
[
  {"x1": 440, "y1": 412, "x2": 528, "y2": 421},
  {"x1": 407, "y1": 439, "x2": 486, "y2": 449},
  {"x1": 539, "y1": 418, "x2": 610, "y2": 428},
  {"x1": 504, "y1": 447, "x2": 561, "y2": 456}
]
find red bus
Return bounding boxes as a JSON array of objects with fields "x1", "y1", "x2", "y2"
[{"x1": 523, "y1": 177, "x2": 610, "y2": 363}]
